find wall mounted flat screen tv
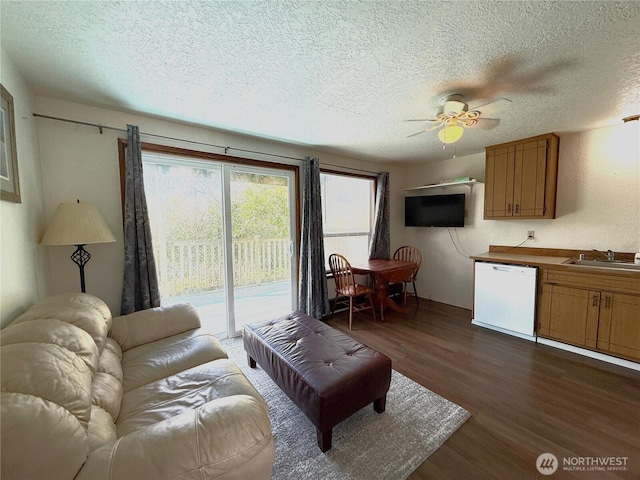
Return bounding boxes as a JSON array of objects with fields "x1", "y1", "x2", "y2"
[{"x1": 404, "y1": 193, "x2": 465, "y2": 227}]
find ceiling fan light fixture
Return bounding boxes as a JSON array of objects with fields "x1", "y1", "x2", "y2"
[
  {"x1": 438, "y1": 124, "x2": 464, "y2": 144},
  {"x1": 440, "y1": 94, "x2": 467, "y2": 115},
  {"x1": 442, "y1": 100, "x2": 466, "y2": 116}
]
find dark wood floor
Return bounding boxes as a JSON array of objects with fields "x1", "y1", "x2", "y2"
[{"x1": 326, "y1": 300, "x2": 640, "y2": 480}]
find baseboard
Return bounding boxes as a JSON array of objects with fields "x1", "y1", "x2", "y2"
[
  {"x1": 537, "y1": 338, "x2": 640, "y2": 372},
  {"x1": 326, "y1": 297, "x2": 472, "y2": 320},
  {"x1": 423, "y1": 299, "x2": 472, "y2": 319},
  {"x1": 471, "y1": 321, "x2": 640, "y2": 371}
]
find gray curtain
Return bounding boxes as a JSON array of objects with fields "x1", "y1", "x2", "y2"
[
  {"x1": 369, "y1": 171, "x2": 390, "y2": 259},
  {"x1": 120, "y1": 125, "x2": 161, "y2": 314},
  {"x1": 298, "y1": 157, "x2": 330, "y2": 319}
]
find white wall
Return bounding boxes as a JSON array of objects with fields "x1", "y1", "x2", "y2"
[
  {"x1": 402, "y1": 124, "x2": 640, "y2": 309},
  {"x1": 4, "y1": 51, "x2": 637, "y2": 319},
  {"x1": 0, "y1": 50, "x2": 49, "y2": 326},
  {"x1": 35, "y1": 96, "x2": 403, "y2": 315}
]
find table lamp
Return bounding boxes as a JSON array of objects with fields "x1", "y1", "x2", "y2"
[{"x1": 41, "y1": 200, "x2": 116, "y2": 293}]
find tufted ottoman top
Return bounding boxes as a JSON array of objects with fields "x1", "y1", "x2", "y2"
[
  {"x1": 244, "y1": 311, "x2": 390, "y2": 395},
  {"x1": 243, "y1": 310, "x2": 391, "y2": 451}
]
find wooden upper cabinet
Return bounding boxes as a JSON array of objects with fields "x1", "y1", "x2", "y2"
[{"x1": 484, "y1": 133, "x2": 559, "y2": 219}]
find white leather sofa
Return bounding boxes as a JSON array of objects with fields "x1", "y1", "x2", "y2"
[{"x1": 0, "y1": 293, "x2": 275, "y2": 480}]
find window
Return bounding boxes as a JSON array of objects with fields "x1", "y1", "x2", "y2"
[
  {"x1": 119, "y1": 142, "x2": 299, "y2": 338},
  {"x1": 320, "y1": 171, "x2": 376, "y2": 268}
]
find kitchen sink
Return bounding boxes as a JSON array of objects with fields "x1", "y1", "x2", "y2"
[{"x1": 563, "y1": 259, "x2": 640, "y2": 270}]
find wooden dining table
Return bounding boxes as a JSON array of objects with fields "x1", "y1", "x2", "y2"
[{"x1": 350, "y1": 259, "x2": 417, "y2": 321}]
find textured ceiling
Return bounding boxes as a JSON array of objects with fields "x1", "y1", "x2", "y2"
[{"x1": 1, "y1": 1, "x2": 639, "y2": 164}]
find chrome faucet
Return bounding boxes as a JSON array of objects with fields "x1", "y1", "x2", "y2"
[{"x1": 592, "y1": 249, "x2": 615, "y2": 261}]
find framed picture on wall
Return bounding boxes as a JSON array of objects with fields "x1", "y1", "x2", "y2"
[{"x1": 1, "y1": 84, "x2": 21, "y2": 203}]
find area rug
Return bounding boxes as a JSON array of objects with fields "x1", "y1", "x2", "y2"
[{"x1": 221, "y1": 336, "x2": 470, "y2": 479}]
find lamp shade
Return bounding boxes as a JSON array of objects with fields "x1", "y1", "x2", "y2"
[
  {"x1": 41, "y1": 202, "x2": 116, "y2": 246},
  {"x1": 438, "y1": 124, "x2": 464, "y2": 144}
]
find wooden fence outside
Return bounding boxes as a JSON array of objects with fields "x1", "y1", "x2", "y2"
[{"x1": 155, "y1": 238, "x2": 291, "y2": 297}]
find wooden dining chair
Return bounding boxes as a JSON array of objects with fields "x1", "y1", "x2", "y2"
[
  {"x1": 392, "y1": 246, "x2": 422, "y2": 306},
  {"x1": 328, "y1": 254, "x2": 377, "y2": 329}
]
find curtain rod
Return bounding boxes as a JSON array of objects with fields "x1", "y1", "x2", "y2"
[
  {"x1": 32, "y1": 112, "x2": 381, "y2": 175},
  {"x1": 321, "y1": 163, "x2": 380, "y2": 175}
]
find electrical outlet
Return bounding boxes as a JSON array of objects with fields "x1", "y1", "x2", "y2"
[{"x1": 527, "y1": 230, "x2": 535, "y2": 240}]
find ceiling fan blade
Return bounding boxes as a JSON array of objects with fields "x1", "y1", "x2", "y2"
[
  {"x1": 407, "y1": 130, "x2": 427, "y2": 138},
  {"x1": 469, "y1": 118, "x2": 501, "y2": 130},
  {"x1": 469, "y1": 97, "x2": 512, "y2": 111},
  {"x1": 404, "y1": 118, "x2": 438, "y2": 122}
]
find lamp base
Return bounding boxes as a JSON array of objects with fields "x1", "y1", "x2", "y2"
[{"x1": 70, "y1": 244, "x2": 91, "y2": 293}]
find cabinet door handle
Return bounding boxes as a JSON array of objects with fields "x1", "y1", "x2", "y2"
[
  {"x1": 515, "y1": 204, "x2": 520, "y2": 214},
  {"x1": 592, "y1": 295, "x2": 598, "y2": 307},
  {"x1": 604, "y1": 295, "x2": 610, "y2": 309},
  {"x1": 507, "y1": 204, "x2": 511, "y2": 213}
]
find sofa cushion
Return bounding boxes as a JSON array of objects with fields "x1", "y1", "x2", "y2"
[
  {"x1": 0, "y1": 325, "x2": 95, "y2": 480},
  {"x1": 76, "y1": 396, "x2": 274, "y2": 480},
  {"x1": 87, "y1": 405, "x2": 117, "y2": 452},
  {"x1": 97, "y1": 340, "x2": 124, "y2": 385},
  {"x1": 0, "y1": 318, "x2": 99, "y2": 376},
  {"x1": 103, "y1": 337, "x2": 122, "y2": 360},
  {"x1": 110, "y1": 303, "x2": 201, "y2": 351},
  {"x1": 35, "y1": 292, "x2": 112, "y2": 332},
  {"x1": 11, "y1": 303, "x2": 109, "y2": 353},
  {"x1": 116, "y1": 359, "x2": 267, "y2": 437},
  {"x1": 119, "y1": 329, "x2": 228, "y2": 393},
  {"x1": 1, "y1": 392, "x2": 90, "y2": 480},
  {"x1": 92, "y1": 372, "x2": 123, "y2": 421},
  {"x1": 1, "y1": 342, "x2": 94, "y2": 428}
]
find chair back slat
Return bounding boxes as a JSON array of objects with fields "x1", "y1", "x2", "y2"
[
  {"x1": 393, "y1": 246, "x2": 422, "y2": 280},
  {"x1": 329, "y1": 253, "x2": 355, "y2": 294}
]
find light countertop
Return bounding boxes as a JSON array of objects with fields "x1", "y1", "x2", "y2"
[
  {"x1": 471, "y1": 251, "x2": 640, "y2": 277},
  {"x1": 470, "y1": 252, "x2": 569, "y2": 267}
]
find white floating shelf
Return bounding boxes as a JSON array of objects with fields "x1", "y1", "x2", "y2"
[{"x1": 405, "y1": 179, "x2": 482, "y2": 191}]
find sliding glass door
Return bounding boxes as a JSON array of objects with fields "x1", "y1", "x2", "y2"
[
  {"x1": 143, "y1": 152, "x2": 297, "y2": 337},
  {"x1": 227, "y1": 167, "x2": 296, "y2": 333}
]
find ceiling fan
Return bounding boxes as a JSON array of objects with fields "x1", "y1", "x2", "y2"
[{"x1": 406, "y1": 94, "x2": 507, "y2": 144}]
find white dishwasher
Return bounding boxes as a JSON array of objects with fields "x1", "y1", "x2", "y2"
[{"x1": 472, "y1": 262, "x2": 537, "y2": 341}]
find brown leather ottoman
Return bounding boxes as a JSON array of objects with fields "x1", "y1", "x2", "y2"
[{"x1": 243, "y1": 310, "x2": 392, "y2": 452}]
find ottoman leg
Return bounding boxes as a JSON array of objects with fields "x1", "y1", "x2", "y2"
[
  {"x1": 317, "y1": 428, "x2": 332, "y2": 452},
  {"x1": 247, "y1": 354, "x2": 256, "y2": 368},
  {"x1": 373, "y1": 394, "x2": 387, "y2": 413}
]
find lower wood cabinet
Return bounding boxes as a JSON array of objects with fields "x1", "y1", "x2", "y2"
[
  {"x1": 539, "y1": 284, "x2": 599, "y2": 348},
  {"x1": 596, "y1": 292, "x2": 640, "y2": 360},
  {"x1": 538, "y1": 269, "x2": 640, "y2": 362}
]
